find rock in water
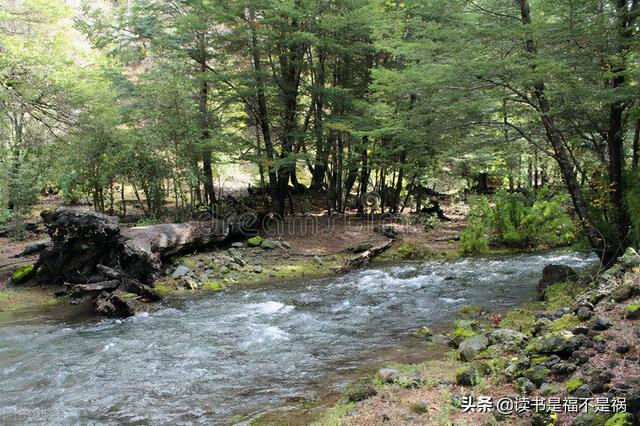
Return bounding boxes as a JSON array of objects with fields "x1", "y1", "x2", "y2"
[
  {"x1": 537, "y1": 264, "x2": 576, "y2": 300},
  {"x1": 94, "y1": 291, "x2": 137, "y2": 317}
]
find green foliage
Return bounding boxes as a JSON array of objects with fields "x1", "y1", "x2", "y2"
[
  {"x1": 626, "y1": 171, "x2": 640, "y2": 248},
  {"x1": 459, "y1": 222, "x2": 489, "y2": 255},
  {"x1": 409, "y1": 402, "x2": 428, "y2": 414},
  {"x1": 396, "y1": 243, "x2": 417, "y2": 259},
  {"x1": 462, "y1": 190, "x2": 575, "y2": 250},
  {"x1": 0, "y1": 208, "x2": 12, "y2": 226},
  {"x1": 8, "y1": 159, "x2": 40, "y2": 215},
  {"x1": 135, "y1": 217, "x2": 161, "y2": 227}
]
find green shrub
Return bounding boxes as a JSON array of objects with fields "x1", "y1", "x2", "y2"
[
  {"x1": 626, "y1": 171, "x2": 640, "y2": 248},
  {"x1": 459, "y1": 222, "x2": 489, "y2": 255},
  {"x1": 461, "y1": 190, "x2": 575, "y2": 250},
  {"x1": 135, "y1": 217, "x2": 161, "y2": 226},
  {"x1": 396, "y1": 243, "x2": 417, "y2": 259},
  {"x1": 0, "y1": 208, "x2": 12, "y2": 226}
]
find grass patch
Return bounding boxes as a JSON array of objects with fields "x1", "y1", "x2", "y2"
[
  {"x1": 499, "y1": 302, "x2": 541, "y2": 334},
  {"x1": 311, "y1": 402, "x2": 356, "y2": 426}
]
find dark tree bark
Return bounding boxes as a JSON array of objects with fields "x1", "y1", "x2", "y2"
[
  {"x1": 604, "y1": 0, "x2": 637, "y2": 256},
  {"x1": 33, "y1": 209, "x2": 255, "y2": 316},
  {"x1": 633, "y1": 118, "x2": 640, "y2": 171},
  {"x1": 310, "y1": 50, "x2": 327, "y2": 191},
  {"x1": 248, "y1": 10, "x2": 279, "y2": 216},
  {"x1": 517, "y1": 0, "x2": 602, "y2": 255}
]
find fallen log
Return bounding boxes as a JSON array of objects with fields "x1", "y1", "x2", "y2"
[
  {"x1": 32, "y1": 208, "x2": 256, "y2": 316},
  {"x1": 67, "y1": 280, "x2": 121, "y2": 294},
  {"x1": 339, "y1": 240, "x2": 393, "y2": 273}
]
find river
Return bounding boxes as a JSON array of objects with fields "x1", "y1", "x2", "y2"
[{"x1": 0, "y1": 250, "x2": 596, "y2": 424}]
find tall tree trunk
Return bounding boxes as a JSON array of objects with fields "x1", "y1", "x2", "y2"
[
  {"x1": 604, "y1": 0, "x2": 636, "y2": 255},
  {"x1": 517, "y1": 0, "x2": 601, "y2": 253},
  {"x1": 310, "y1": 51, "x2": 327, "y2": 191},
  {"x1": 633, "y1": 118, "x2": 640, "y2": 171},
  {"x1": 356, "y1": 141, "x2": 370, "y2": 216},
  {"x1": 392, "y1": 151, "x2": 406, "y2": 213},
  {"x1": 248, "y1": 9, "x2": 279, "y2": 215},
  {"x1": 197, "y1": 32, "x2": 216, "y2": 207}
]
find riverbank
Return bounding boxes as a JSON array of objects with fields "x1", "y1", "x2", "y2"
[
  {"x1": 0, "y1": 204, "x2": 468, "y2": 315},
  {"x1": 309, "y1": 249, "x2": 640, "y2": 426},
  {"x1": 0, "y1": 247, "x2": 595, "y2": 424}
]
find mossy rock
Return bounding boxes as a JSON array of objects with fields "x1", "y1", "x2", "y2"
[
  {"x1": 573, "y1": 410, "x2": 612, "y2": 426},
  {"x1": 539, "y1": 383, "x2": 562, "y2": 396},
  {"x1": 247, "y1": 236, "x2": 264, "y2": 247},
  {"x1": 455, "y1": 362, "x2": 488, "y2": 387},
  {"x1": 345, "y1": 383, "x2": 377, "y2": 402},
  {"x1": 548, "y1": 313, "x2": 581, "y2": 332},
  {"x1": 414, "y1": 326, "x2": 433, "y2": 338},
  {"x1": 119, "y1": 292, "x2": 139, "y2": 300},
  {"x1": 565, "y1": 376, "x2": 584, "y2": 393},
  {"x1": 451, "y1": 319, "x2": 480, "y2": 346},
  {"x1": 604, "y1": 413, "x2": 634, "y2": 426},
  {"x1": 544, "y1": 281, "x2": 581, "y2": 309},
  {"x1": 260, "y1": 239, "x2": 279, "y2": 250},
  {"x1": 522, "y1": 365, "x2": 551, "y2": 386},
  {"x1": 525, "y1": 331, "x2": 580, "y2": 356},
  {"x1": 624, "y1": 303, "x2": 640, "y2": 320},
  {"x1": 11, "y1": 264, "x2": 36, "y2": 284},
  {"x1": 486, "y1": 357, "x2": 508, "y2": 374},
  {"x1": 153, "y1": 281, "x2": 175, "y2": 295},
  {"x1": 619, "y1": 247, "x2": 640, "y2": 269},
  {"x1": 515, "y1": 377, "x2": 534, "y2": 395},
  {"x1": 611, "y1": 282, "x2": 635, "y2": 302},
  {"x1": 500, "y1": 304, "x2": 538, "y2": 334},
  {"x1": 202, "y1": 281, "x2": 224, "y2": 291},
  {"x1": 531, "y1": 411, "x2": 559, "y2": 426},
  {"x1": 531, "y1": 355, "x2": 549, "y2": 365}
]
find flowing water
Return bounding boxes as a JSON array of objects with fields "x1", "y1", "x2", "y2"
[{"x1": 0, "y1": 250, "x2": 597, "y2": 424}]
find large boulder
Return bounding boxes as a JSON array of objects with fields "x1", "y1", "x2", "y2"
[
  {"x1": 458, "y1": 335, "x2": 489, "y2": 361},
  {"x1": 488, "y1": 328, "x2": 529, "y2": 352},
  {"x1": 378, "y1": 368, "x2": 400, "y2": 383},
  {"x1": 537, "y1": 264, "x2": 576, "y2": 300},
  {"x1": 619, "y1": 247, "x2": 640, "y2": 269},
  {"x1": 526, "y1": 331, "x2": 581, "y2": 357}
]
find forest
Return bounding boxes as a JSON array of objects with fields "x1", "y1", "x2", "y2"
[
  {"x1": 1, "y1": 0, "x2": 638, "y2": 261},
  {"x1": 2, "y1": 0, "x2": 640, "y2": 425}
]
